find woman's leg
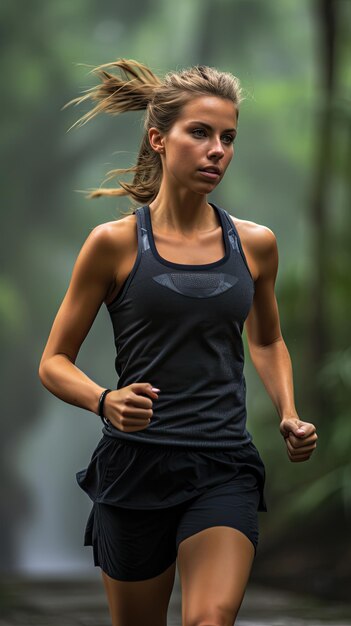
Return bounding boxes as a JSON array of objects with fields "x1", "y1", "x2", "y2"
[
  {"x1": 101, "y1": 560, "x2": 177, "y2": 626},
  {"x1": 175, "y1": 477, "x2": 260, "y2": 626},
  {"x1": 90, "y1": 501, "x2": 181, "y2": 626},
  {"x1": 177, "y1": 526, "x2": 254, "y2": 626}
]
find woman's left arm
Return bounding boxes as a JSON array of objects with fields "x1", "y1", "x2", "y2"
[{"x1": 244, "y1": 226, "x2": 318, "y2": 462}]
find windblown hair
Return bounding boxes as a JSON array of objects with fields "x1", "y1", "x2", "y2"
[{"x1": 64, "y1": 59, "x2": 244, "y2": 209}]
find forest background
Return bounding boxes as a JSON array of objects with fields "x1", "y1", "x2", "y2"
[{"x1": 1, "y1": 0, "x2": 350, "y2": 602}]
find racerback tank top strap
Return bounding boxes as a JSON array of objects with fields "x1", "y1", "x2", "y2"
[{"x1": 105, "y1": 202, "x2": 255, "y2": 449}]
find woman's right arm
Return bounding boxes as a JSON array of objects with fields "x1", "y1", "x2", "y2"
[
  {"x1": 38, "y1": 224, "x2": 118, "y2": 416},
  {"x1": 39, "y1": 223, "x2": 159, "y2": 431}
]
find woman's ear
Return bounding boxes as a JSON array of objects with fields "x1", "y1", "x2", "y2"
[{"x1": 148, "y1": 127, "x2": 165, "y2": 154}]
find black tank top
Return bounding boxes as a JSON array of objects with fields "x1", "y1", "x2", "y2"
[{"x1": 102, "y1": 202, "x2": 255, "y2": 449}]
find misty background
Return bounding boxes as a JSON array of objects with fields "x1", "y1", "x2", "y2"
[{"x1": 1, "y1": 0, "x2": 350, "y2": 615}]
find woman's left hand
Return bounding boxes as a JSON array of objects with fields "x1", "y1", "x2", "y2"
[{"x1": 279, "y1": 417, "x2": 318, "y2": 462}]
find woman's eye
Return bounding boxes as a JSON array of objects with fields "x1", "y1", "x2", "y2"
[
  {"x1": 191, "y1": 129, "x2": 235, "y2": 144},
  {"x1": 192, "y1": 128, "x2": 207, "y2": 138},
  {"x1": 222, "y1": 134, "x2": 235, "y2": 145}
]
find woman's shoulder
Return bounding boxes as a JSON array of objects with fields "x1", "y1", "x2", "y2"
[
  {"x1": 225, "y1": 213, "x2": 278, "y2": 280},
  {"x1": 91, "y1": 213, "x2": 138, "y2": 253},
  {"x1": 227, "y1": 213, "x2": 277, "y2": 256}
]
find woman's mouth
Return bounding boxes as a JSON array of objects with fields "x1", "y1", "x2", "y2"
[{"x1": 198, "y1": 169, "x2": 220, "y2": 180}]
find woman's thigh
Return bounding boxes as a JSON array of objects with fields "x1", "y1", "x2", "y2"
[
  {"x1": 175, "y1": 476, "x2": 260, "y2": 626},
  {"x1": 101, "y1": 561, "x2": 176, "y2": 626},
  {"x1": 94, "y1": 502, "x2": 180, "y2": 626},
  {"x1": 177, "y1": 526, "x2": 254, "y2": 626},
  {"x1": 93, "y1": 502, "x2": 180, "y2": 581}
]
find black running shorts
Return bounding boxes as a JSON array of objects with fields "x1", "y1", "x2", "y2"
[{"x1": 85, "y1": 471, "x2": 261, "y2": 582}]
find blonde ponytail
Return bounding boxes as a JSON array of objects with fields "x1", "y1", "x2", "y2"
[
  {"x1": 65, "y1": 59, "x2": 243, "y2": 207},
  {"x1": 63, "y1": 59, "x2": 161, "y2": 129}
]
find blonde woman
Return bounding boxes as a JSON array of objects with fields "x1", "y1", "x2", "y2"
[{"x1": 39, "y1": 60, "x2": 318, "y2": 626}]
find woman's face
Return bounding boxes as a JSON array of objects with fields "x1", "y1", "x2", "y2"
[{"x1": 150, "y1": 95, "x2": 238, "y2": 195}]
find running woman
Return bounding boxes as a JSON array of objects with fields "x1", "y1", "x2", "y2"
[{"x1": 39, "y1": 60, "x2": 318, "y2": 626}]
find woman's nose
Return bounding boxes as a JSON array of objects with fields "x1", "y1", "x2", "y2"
[{"x1": 208, "y1": 138, "x2": 224, "y2": 158}]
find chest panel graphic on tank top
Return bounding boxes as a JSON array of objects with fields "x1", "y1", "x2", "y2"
[{"x1": 152, "y1": 272, "x2": 239, "y2": 298}]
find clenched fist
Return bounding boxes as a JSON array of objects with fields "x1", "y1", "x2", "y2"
[
  {"x1": 102, "y1": 382, "x2": 160, "y2": 432},
  {"x1": 280, "y1": 417, "x2": 318, "y2": 462}
]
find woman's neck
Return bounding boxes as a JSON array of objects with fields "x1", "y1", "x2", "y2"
[{"x1": 149, "y1": 186, "x2": 217, "y2": 236}]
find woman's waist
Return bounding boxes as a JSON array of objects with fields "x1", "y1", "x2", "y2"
[{"x1": 102, "y1": 415, "x2": 252, "y2": 450}]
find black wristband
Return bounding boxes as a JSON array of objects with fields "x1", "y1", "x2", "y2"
[{"x1": 98, "y1": 389, "x2": 112, "y2": 424}]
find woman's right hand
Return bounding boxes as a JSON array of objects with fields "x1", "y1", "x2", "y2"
[{"x1": 102, "y1": 382, "x2": 160, "y2": 432}]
